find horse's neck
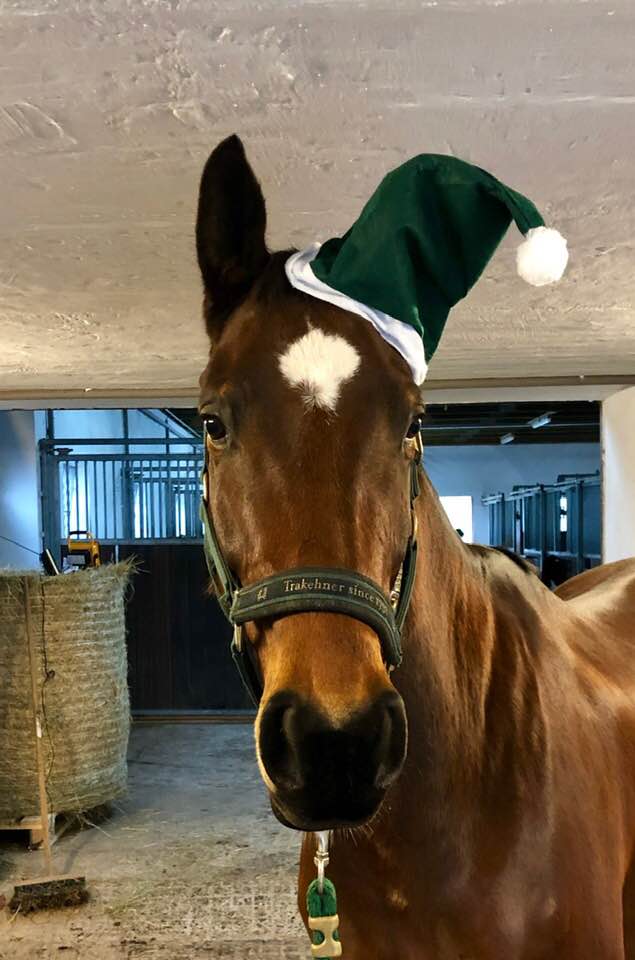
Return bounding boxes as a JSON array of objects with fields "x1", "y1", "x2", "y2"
[{"x1": 393, "y1": 470, "x2": 552, "y2": 836}]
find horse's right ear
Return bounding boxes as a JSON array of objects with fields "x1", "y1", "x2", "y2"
[{"x1": 196, "y1": 135, "x2": 268, "y2": 341}]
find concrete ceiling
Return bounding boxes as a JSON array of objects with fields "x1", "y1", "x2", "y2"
[{"x1": 1, "y1": 0, "x2": 634, "y2": 402}]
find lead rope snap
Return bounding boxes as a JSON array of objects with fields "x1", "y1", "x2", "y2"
[
  {"x1": 306, "y1": 831, "x2": 342, "y2": 958},
  {"x1": 315, "y1": 830, "x2": 329, "y2": 894}
]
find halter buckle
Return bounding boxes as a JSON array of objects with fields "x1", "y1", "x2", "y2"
[{"x1": 390, "y1": 569, "x2": 403, "y2": 608}]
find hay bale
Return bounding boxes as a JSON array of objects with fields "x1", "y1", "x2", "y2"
[{"x1": 0, "y1": 564, "x2": 131, "y2": 820}]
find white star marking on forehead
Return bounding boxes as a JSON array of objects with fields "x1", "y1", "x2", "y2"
[{"x1": 278, "y1": 326, "x2": 361, "y2": 412}]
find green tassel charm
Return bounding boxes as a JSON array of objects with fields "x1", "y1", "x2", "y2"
[{"x1": 306, "y1": 877, "x2": 342, "y2": 958}]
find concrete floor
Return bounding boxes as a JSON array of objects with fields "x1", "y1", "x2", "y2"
[{"x1": 0, "y1": 724, "x2": 307, "y2": 959}]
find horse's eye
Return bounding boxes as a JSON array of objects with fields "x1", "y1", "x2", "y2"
[
  {"x1": 405, "y1": 414, "x2": 424, "y2": 440},
  {"x1": 202, "y1": 414, "x2": 228, "y2": 444}
]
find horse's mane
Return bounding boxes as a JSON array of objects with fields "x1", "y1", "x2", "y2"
[
  {"x1": 469, "y1": 543, "x2": 539, "y2": 576},
  {"x1": 491, "y1": 546, "x2": 539, "y2": 575}
]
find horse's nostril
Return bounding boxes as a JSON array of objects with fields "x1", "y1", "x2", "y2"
[
  {"x1": 373, "y1": 692, "x2": 408, "y2": 790},
  {"x1": 259, "y1": 691, "x2": 305, "y2": 792}
]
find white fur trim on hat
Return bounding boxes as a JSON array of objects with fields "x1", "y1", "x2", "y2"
[{"x1": 285, "y1": 244, "x2": 428, "y2": 385}]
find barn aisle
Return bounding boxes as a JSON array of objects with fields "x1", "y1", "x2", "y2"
[{"x1": 0, "y1": 725, "x2": 307, "y2": 959}]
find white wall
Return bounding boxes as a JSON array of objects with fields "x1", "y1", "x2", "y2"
[
  {"x1": 51, "y1": 408, "x2": 126, "y2": 456},
  {"x1": 127, "y1": 409, "x2": 197, "y2": 452},
  {"x1": 0, "y1": 411, "x2": 41, "y2": 568},
  {"x1": 53, "y1": 408, "x2": 124, "y2": 439},
  {"x1": 602, "y1": 387, "x2": 635, "y2": 562},
  {"x1": 51, "y1": 409, "x2": 194, "y2": 452},
  {"x1": 425, "y1": 443, "x2": 601, "y2": 546},
  {"x1": 128, "y1": 409, "x2": 192, "y2": 439}
]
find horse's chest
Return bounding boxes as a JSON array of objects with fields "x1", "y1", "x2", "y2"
[
  {"x1": 339, "y1": 901, "x2": 557, "y2": 960},
  {"x1": 334, "y1": 859, "x2": 559, "y2": 960},
  {"x1": 338, "y1": 902, "x2": 481, "y2": 960}
]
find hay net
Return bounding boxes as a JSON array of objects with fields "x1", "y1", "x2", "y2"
[{"x1": 0, "y1": 564, "x2": 131, "y2": 820}]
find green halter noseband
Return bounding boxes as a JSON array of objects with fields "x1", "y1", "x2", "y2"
[{"x1": 200, "y1": 433, "x2": 421, "y2": 705}]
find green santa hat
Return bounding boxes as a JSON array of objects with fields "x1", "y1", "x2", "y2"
[{"x1": 285, "y1": 154, "x2": 568, "y2": 384}]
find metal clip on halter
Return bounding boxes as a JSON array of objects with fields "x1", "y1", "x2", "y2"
[{"x1": 314, "y1": 831, "x2": 330, "y2": 895}]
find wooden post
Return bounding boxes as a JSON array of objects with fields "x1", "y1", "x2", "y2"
[{"x1": 23, "y1": 577, "x2": 53, "y2": 875}]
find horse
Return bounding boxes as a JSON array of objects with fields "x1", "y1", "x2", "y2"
[{"x1": 195, "y1": 134, "x2": 635, "y2": 959}]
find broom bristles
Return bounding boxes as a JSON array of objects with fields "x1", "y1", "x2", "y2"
[{"x1": 9, "y1": 875, "x2": 88, "y2": 913}]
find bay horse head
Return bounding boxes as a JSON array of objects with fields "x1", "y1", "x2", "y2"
[{"x1": 196, "y1": 136, "x2": 422, "y2": 832}]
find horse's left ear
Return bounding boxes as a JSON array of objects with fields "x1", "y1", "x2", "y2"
[{"x1": 196, "y1": 134, "x2": 269, "y2": 341}]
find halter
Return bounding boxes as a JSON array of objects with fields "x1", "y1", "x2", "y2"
[{"x1": 200, "y1": 429, "x2": 422, "y2": 705}]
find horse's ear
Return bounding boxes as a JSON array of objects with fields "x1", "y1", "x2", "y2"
[{"x1": 196, "y1": 135, "x2": 268, "y2": 341}]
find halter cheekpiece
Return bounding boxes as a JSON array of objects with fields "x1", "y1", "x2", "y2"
[{"x1": 200, "y1": 428, "x2": 421, "y2": 705}]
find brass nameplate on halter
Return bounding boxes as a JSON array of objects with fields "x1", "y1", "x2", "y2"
[{"x1": 308, "y1": 914, "x2": 342, "y2": 958}]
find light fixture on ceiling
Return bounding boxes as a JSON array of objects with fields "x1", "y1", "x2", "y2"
[
  {"x1": 500, "y1": 433, "x2": 515, "y2": 445},
  {"x1": 528, "y1": 412, "x2": 553, "y2": 430}
]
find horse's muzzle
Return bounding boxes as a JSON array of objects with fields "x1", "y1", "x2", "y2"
[{"x1": 257, "y1": 688, "x2": 407, "y2": 831}]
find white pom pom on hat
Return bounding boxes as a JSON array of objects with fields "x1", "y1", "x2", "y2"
[{"x1": 516, "y1": 226, "x2": 569, "y2": 287}]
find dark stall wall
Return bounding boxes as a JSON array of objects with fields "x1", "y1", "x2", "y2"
[
  {"x1": 0, "y1": 411, "x2": 41, "y2": 568},
  {"x1": 112, "y1": 544, "x2": 251, "y2": 713}
]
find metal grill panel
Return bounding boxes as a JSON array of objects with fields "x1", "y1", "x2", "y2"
[
  {"x1": 40, "y1": 439, "x2": 204, "y2": 549},
  {"x1": 483, "y1": 474, "x2": 601, "y2": 580}
]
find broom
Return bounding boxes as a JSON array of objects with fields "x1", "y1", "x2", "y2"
[{"x1": 9, "y1": 577, "x2": 88, "y2": 913}]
